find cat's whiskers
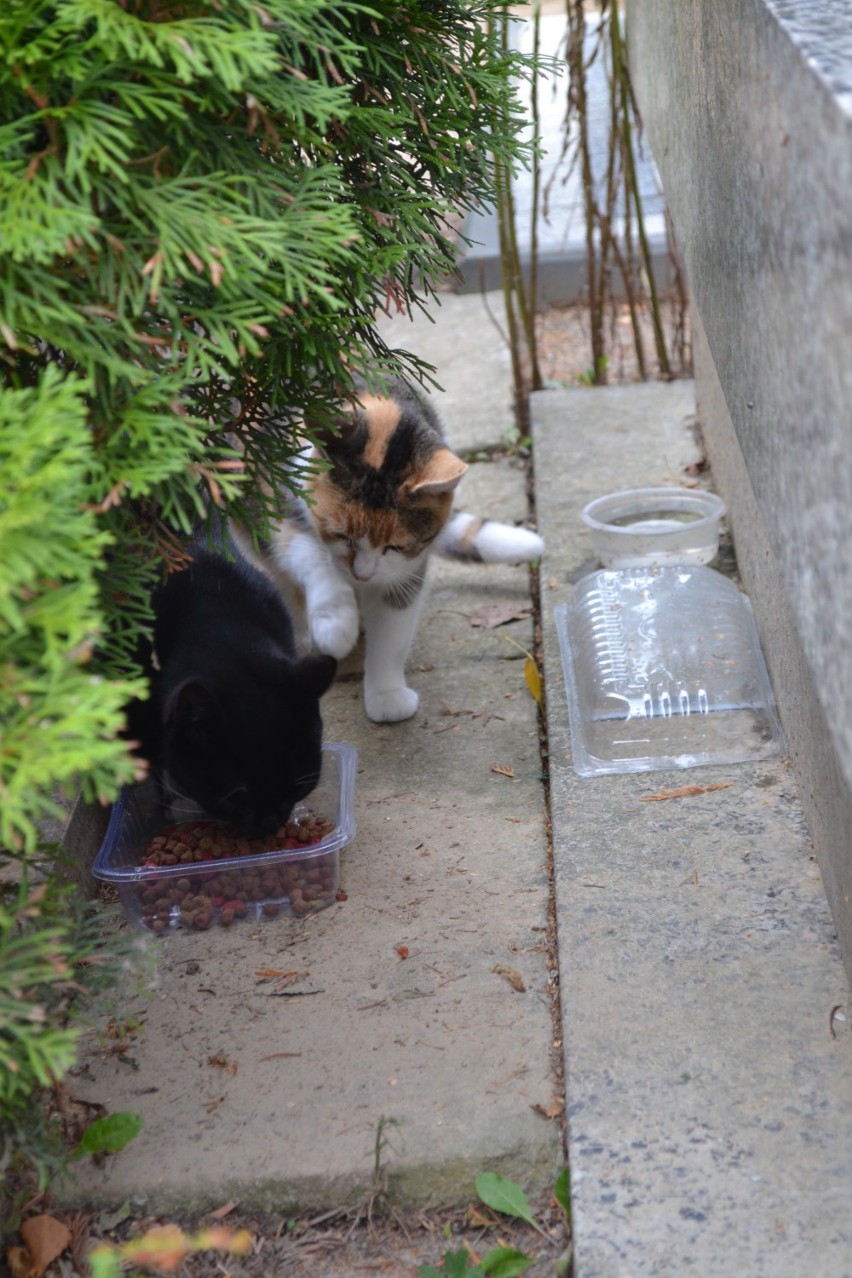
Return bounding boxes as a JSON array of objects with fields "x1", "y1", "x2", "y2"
[
  {"x1": 219, "y1": 783, "x2": 249, "y2": 804},
  {"x1": 383, "y1": 572, "x2": 425, "y2": 610}
]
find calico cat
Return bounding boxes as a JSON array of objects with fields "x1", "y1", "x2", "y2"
[
  {"x1": 233, "y1": 378, "x2": 543, "y2": 724},
  {"x1": 125, "y1": 541, "x2": 337, "y2": 836}
]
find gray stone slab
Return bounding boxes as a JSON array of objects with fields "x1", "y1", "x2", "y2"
[
  {"x1": 66, "y1": 294, "x2": 560, "y2": 1215},
  {"x1": 626, "y1": 0, "x2": 852, "y2": 985},
  {"x1": 532, "y1": 381, "x2": 852, "y2": 1276},
  {"x1": 375, "y1": 290, "x2": 516, "y2": 455}
]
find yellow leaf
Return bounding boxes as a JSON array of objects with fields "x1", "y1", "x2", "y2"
[
  {"x1": 490, "y1": 763, "x2": 515, "y2": 778},
  {"x1": 524, "y1": 655, "x2": 542, "y2": 703}
]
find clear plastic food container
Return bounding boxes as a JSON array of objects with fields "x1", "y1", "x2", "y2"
[
  {"x1": 93, "y1": 741, "x2": 357, "y2": 934},
  {"x1": 581, "y1": 487, "x2": 726, "y2": 567},
  {"x1": 555, "y1": 566, "x2": 784, "y2": 775}
]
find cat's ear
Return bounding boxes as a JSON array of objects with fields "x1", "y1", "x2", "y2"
[
  {"x1": 407, "y1": 448, "x2": 468, "y2": 497},
  {"x1": 167, "y1": 681, "x2": 221, "y2": 737},
  {"x1": 295, "y1": 653, "x2": 338, "y2": 698}
]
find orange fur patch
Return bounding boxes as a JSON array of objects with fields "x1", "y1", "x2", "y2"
[{"x1": 359, "y1": 397, "x2": 402, "y2": 470}]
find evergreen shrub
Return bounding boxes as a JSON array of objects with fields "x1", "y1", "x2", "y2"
[{"x1": 0, "y1": 0, "x2": 530, "y2": 1186}]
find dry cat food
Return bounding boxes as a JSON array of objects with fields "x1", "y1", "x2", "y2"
[{"x1": 136, "y1": 811, "x2": 337, "y2": 933}]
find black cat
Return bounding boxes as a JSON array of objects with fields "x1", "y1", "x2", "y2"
[{"x1": 126, "y1": 541, "x2": 337, "y2": 836}]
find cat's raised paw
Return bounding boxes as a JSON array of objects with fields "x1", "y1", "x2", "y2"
[
  {"x1": 365, "y1": 685, "x2": 420, "y2": 723},
  {"x1": 310, "y1": 604, "x2": 360, "y2": 659}
]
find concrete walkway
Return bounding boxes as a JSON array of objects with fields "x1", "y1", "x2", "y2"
[{"x1": 68, "y1": 290, "x2": 852, "y2": 1276}]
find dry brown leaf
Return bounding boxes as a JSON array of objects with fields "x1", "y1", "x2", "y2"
[
  {"x1": 13, "y1": 1215, "x2": 72, "y2": 1278},
  {"x1": 492, "y1": 963, "x2": 526, "y2": 993},
  {"x1": 208, "y1": 1051, "x2": 237, "y2": 1075},
  {"x1": 490, "y1": 763, "x2": 515, "y2": 778},
  {"x1": 639, "y1": 783, "x2": 731, "y2": 802},
  {"x1": 532, "y1": 1098, "x2": 565, "y2": 1120},
  {"x1": 469, "y1": 602, "x2": 532, "y2": 630},
  {"x1": 6, "y1": 1246, "x2": 36, "y2": 1278},
  {"x1": 208, "y1": 1203, "x2": 238, "y2": 1221}
]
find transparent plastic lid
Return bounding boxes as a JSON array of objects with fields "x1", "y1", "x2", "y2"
[{"x1": 554, "y1": 565, "x2": 784, "y2": 776}]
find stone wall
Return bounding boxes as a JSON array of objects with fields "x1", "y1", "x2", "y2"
[{"x1": 626, "y1": 0, "x2": 852, "y2": 985}]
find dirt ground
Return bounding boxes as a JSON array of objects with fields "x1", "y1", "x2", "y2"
[
  {"x1": 9, "y1": 295, "x2": 688, "y2": 1278},
  {"x1": 535, "y1": 294, "x2": 692, "y2": 388},
  {"x1": 67, "y1": 1191, "x2": 572, "y2": 1277}
]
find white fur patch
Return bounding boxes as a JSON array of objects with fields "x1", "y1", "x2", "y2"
[{"x1": 437, "y1": 513, "x2": 544, "y2": 563}]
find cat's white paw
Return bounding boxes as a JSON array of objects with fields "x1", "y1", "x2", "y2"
[
  {"x1": 310, "y1": 602, "x2": 360, "y2": 659},
  {"x1": 365, "y1": 684, "x2": 419, "y2": 723}
]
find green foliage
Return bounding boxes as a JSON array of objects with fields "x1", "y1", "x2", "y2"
[
  {"x1": 419, "y1": 1170, "x2": 571, "y2": 1276},
  {"x1": 0, "y1": 859, "x2": 142, "y2": 1208},
  {"x1": 0, "y1": 368, "x2": 143, "y2": 850},
  {"x1": 0, "y1": 0, "x2": 530, "y2": 1195},
  {"x1": 70, "y1": 1110, "x2": 143, "y2": 1160},
  {"x1": 475, "y1": 1172, "x2": 546, "y2": 1235}
]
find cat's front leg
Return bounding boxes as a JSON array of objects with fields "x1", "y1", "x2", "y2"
[
  {"x1": 359, "y1": 583, "x2": 425, "y2": 723},
  {"x1": 274, "y1": 528, "x2": 360, "y2": 659}
]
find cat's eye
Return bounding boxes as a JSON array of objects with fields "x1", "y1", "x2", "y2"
[{"x1": 383, "y1": 544, "x2": 404, "y2": 555}]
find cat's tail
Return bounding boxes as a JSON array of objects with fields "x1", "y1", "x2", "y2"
[{"x1": 434, "y1": 511, "x2": 544, "y2": 564}]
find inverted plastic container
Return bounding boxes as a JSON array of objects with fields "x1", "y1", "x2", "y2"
[
  {"x1": 555, "y1": 566, "x2": 783, "y2": 776},
  {"x1": 582, "y1": 487, "x2": 726, "y2": 567},
  {"x1": 93, "y1": 741, "x2": 356, "y2": 935}
]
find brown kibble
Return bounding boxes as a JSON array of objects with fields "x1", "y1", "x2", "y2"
[{"x1": 139, "y1": 807, "x2": 338, "y2": 932}]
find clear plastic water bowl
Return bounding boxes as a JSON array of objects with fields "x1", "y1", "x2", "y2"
[
  {"x1": 555, "y1": 565, "x2": 784, "y2": 776},
  {"x1": 582, "y1": 487, "x2": 726, "y2": 567}
]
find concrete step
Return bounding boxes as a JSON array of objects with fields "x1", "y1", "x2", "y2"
[
  {"x1": 532, "y1": 379, "x2": 852, "y2": 1276},
  {"x1": 65, "y1": 292, "x2": 561, "y2": 1216}
]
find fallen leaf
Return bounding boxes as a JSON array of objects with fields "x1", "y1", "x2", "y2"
[
  {"x1": 208, "y1": 1051, "x2": 237, "y2": 1075},
  {"x1": 524, "y1": 655, "x2": 542, "y2": 703},
  {"x1": 490, "y1": 763, "x2": 515, "y2": 778},
  {"x1": 639, "y1": 782, "x2": 731, "y2": 802},
  {"x1": 6, "y1": 1246, "x2": 35, "y2": 1278},
  {"x1": 532, "y1": 1098, "x2": 565, "y2": 1120},
  {"x1": 469, "y1": 602, "x2": 532, "y2": 629},
  {"x1": 492, "y1": 964, "x2": 526, "y2": 993},
  {"x1": 17, "y1": 1215, "x2": 72, "y2": 1278},
  {"x1": 208, "y1": 1203, "x2": 238, "y2": 1221},
  {"x1": 122, "y1": 1223, "x2": 187, "y2": 1272},
  {"x1": 439, "y1": 702, "x2": 482, "y2": 718}
]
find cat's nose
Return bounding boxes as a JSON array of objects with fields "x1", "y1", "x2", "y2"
[{"x1": 351, "y1": 551, "x2": 377, "y2": 582}]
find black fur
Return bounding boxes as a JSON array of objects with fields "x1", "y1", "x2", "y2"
[{"x1": 126, "y1": 545, "x2": 337, "y2": 835}]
